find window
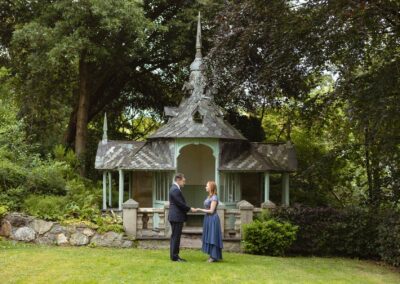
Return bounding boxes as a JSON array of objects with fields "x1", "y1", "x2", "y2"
[
  {"x1": 154, "y1": 172, "x2": 172, "y2": 201},
  {"x1": 220, "y1": 172, "x2": 241, "y2": 203}
]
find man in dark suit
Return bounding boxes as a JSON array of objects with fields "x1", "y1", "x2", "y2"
[{"x1": 168, "y1": 173, "x2": 194, "y2": 262}]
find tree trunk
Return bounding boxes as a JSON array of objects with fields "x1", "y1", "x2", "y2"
[
  {"x1": 63, "y1": 92, "x2": 79, "y2": 148},
  {"x1": 364, "y1": 126, "x2": 374, "y2": 205},
  {"x1": 75, "y1": 55, "x2": 90, "y2": 176}
]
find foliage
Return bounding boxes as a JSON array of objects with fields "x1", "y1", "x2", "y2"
[
  {"x1": 243, "y1": 218, "x2": 298, "y2": 256},
  {"x1": 23, "y1": 195, "x2": 68, "y2": 221},
  {"x1": 64, "y1": 179, "x2": 102, "y2": 221},
  {"x1": 377, "y1": 211, "x2": 400, "y2": 267},
  {"x1": 209, "y1": 0, "x2": 400, "y2": 209},
  {"x1": 0, "y1": 205, "x2": 8, "y2": 219},
  {"x1": 95, "y1": 212, "x2": 124, "y2": 234},
  {"x1": 271, "y1": 206, "x2": 400, "y2": 266}
]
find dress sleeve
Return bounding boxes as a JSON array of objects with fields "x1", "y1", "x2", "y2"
[{"x1": 211, "y1": 195, "x2": 218, "y2": 202}]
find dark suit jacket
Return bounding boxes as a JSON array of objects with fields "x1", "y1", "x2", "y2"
[{"x1": 168, "y1": 184, "x2": 190, "y2": 222}]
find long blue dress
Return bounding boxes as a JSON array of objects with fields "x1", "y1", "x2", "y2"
[{"x1": 202, "y1": 195, "x2": 223, "y2": 260}]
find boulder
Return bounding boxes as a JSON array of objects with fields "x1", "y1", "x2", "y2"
[
  {"x1": 82, "y1": 228, "x2": 95, "y2": 237},
  {"x1": 121, "y1": 240, "x2": 133, "y2": 248},
  {"x1": 90, "y1": 232, "x2": 123, "y2": 247},
  {"x1": 30, "y1": 219, "x2": 54, "y2": 235},
  {"x1": 5, "y1": 213, "x2": 33, "y2": 227},
  {"x1": 69, "y1": 232, "x2": 89, "y2": 246},
  {"x1": 35, "y1": 236, "x2": 56, "y2": 246},
  {"x1": 50, "y1": 224, "x2": 68, "y2": 235},
  {"x1": 56, "y1": 233, "x2": 69, "y2": 246},
  {"x1": 13, "y1": 227, "x2": 36, "y2": 242},
  {"x1": 0, "y1": 220, "x2": 12, "y2": 237}
]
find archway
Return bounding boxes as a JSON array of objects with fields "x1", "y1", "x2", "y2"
[{"x1": 177, "y1": 144, "x2": 215, "y2": 208}]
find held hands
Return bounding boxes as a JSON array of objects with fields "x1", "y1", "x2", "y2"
[{"x1": 190, "y1": 208, "x2": 203, "y2": 212}]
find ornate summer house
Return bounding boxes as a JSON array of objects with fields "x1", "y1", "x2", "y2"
[{"x1": 95, "y1": 15, "x2": 297, "y2": 229}]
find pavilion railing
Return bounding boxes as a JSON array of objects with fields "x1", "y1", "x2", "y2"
[{"x1": 122, "y1": 199, "x2": 274, "y2": 240}]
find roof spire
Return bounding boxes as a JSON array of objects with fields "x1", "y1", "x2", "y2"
[
  {"x1": 190, "y1": 12, "x2": 204, "y2": 72},
  {"x1": 102, "y1": 112, "x2": 108, "y2": 144},
  {"x1": 195, "y1": 12, "x2": 202, "y2": 59}
]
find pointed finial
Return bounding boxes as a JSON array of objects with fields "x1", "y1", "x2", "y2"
[
  {"x1": 195, "y1": 12, "x2": 202, "y2": 59},
  {"x1": 102, "y1": 112, "x2": 108, "y2": 144}
]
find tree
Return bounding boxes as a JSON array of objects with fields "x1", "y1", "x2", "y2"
[
  {"x1": 7, "y1": 0, "x2": 224, "y2": 175},
  {"x1": 208, "y1": 0, "x2": 400, "y2": 208}
]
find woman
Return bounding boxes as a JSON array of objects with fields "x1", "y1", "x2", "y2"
[{"x1": 196, "y1": 181, "x2": 223, "y2": 262}]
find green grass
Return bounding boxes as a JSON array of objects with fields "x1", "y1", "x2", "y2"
[{"x1": 0, "y1": 240, "x2": 399, "y2": 284}]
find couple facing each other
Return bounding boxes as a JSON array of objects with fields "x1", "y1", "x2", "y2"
[{"x1": 168, "y1": 173, "x2": 223, "y2": 263}]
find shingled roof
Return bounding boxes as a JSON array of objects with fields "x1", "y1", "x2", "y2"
[
  {"x1": 95, "y1": 140, "x2": 175, "y2": 170},
  {"x1": 219, "y1": 141, "x2": 297, "y2": 172},
  {"x1": 148, "y1": 14, "x2": 245, "y2": 141}
]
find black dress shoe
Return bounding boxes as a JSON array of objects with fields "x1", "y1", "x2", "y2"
[{"x1": 171, "y1": 257, "x2": 187, "y2": 262}]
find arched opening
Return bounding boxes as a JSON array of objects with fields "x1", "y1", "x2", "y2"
[{"x1": 177, "y1": 144, "x2": 215, "y2": 208}]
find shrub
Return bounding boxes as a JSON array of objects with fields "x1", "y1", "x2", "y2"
[
  {"x1": 270, "y1": 207, "x2": 380, "y2": 258},
  {"x1": 243, "y1": 219, "x2": 298, "y2": 256},
  {"x1": 0, "y1": 186, "x2": 27, "y2": 211},
  {"x1": 25, "y1": 159, "x2": 69, "y2": 195},
  {"x1": 23, "y1": 195, "x2": 67, "y2": 221},
  {"x1": 63, "y1": 179, "x2": 102, "y2": 222},
  {"x1": 95, "y1": 212, "x2": 124, "y2": 234},
  {"x1": 0, "y1": 154, "x2": 27, "y2": 190},
  {"x1": 377, "y1": 211, "x2": 400, "y2": 267},
  {"x1": 0, "y1": 204, "x2": 8, "y2": 219}
]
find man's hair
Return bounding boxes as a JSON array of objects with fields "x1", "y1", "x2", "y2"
[{"x1": 174, "y1": 173, "x2": 185, "y2": 181}]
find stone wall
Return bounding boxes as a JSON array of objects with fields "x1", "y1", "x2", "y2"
[{"x1": 0, "y1": 212, "x2": 133, "y2": 248}]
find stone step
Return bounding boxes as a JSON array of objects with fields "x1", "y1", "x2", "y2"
[
  {"x1": 182, "y1": 226, "x2": 203, "y2": 235},
  {"x1": 181, "y1": 236, "x2": 202, "y2": 249}
]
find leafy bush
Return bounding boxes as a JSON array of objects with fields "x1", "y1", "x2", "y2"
[
  {"x1": 0, "y1": 186, "x2": 26, "y2": 211},
  {"x1": 25, "y1": 158, "x2": 69, "y2": 195},
  {"x1": 0, "y1": 153, "x2": 27, "y2": 190},
  {"x1": 0, "y1": 205, "x2": 8, "y2": 219},
  {"x1": 243, "y1": 219, "x2": 298, "y2": 256},
  {"x1": 271, "y1": 206, "x2": 400, "y2": 266},
  {"x1": 377, "y1": 211, "x2": 400, "y2": 267},
  {"x1": 63, "y1": 179, "x2": 102, "y2": 221},
  {"x1": 23, "y1": 195, "x2": 67, "y2": 221},
  {"x1": 271, "y1": 207, "x2": 379, "y2": 258},
  {"x1": 95, "y1": 211, "x2": 123, "y2": 234}
]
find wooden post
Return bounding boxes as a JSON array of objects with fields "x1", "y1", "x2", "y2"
[
  {"x1": 282, "y1": 173, "x2": 289, "y2": 206},
  {"x1": 119, "y1": 169, "x2": 124, "y2": 210},
  {"x1": 261, "y1": 172, "x2": 276, "y2": 209},
  {"x1": 128, "y1": 172, "x2": 132, "y2": 199},
  {"x1": 264, "y1": 172, "x2": 270, "y2": 203},
  {"x1": 102, "y1": 172, "x2": 107, "y2": 210},
  {"x1": 108, "y1": 172, "x2": 112, "y2": 207}
]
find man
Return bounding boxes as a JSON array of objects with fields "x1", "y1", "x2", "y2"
[{"x1": 168, "y1": 173, "x2": 195, "y2": 262}]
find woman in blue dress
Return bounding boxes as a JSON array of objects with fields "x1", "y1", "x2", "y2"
[{"x1": 197, "y1": 181, "x2": 223, "y2": 262}]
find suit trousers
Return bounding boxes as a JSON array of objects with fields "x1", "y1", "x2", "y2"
[{"x1": 170, "y1": 221, "x2": 184, "y2": 260}]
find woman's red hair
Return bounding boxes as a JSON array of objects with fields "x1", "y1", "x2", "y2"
[{"x1": 207, "y1": 181, "x2": 217, "y2": 197}]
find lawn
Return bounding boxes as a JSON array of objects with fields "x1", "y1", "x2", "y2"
[{"x1": 0, "y1": 240, "x2": 399, "y2": 284}]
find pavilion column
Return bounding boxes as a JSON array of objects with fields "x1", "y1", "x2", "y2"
[
  {"x1": 108, "y1": 172, "x2": 112, "y2": 207},
  {"x1": 281, "y1": 173, "x2": 290, "y2": 206},
  {"x1": 119, "y1": 169, "x2": 124, "y2": 210},
  {"x1": 102, "y1": 171, "x2": 107, "y2": 210},
  {"x1": 264, "y1": 172, "x2": 270, "y2": 203},
  {"x1": 128, "y1": 172, "x2": 132, "y2": 199}
]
